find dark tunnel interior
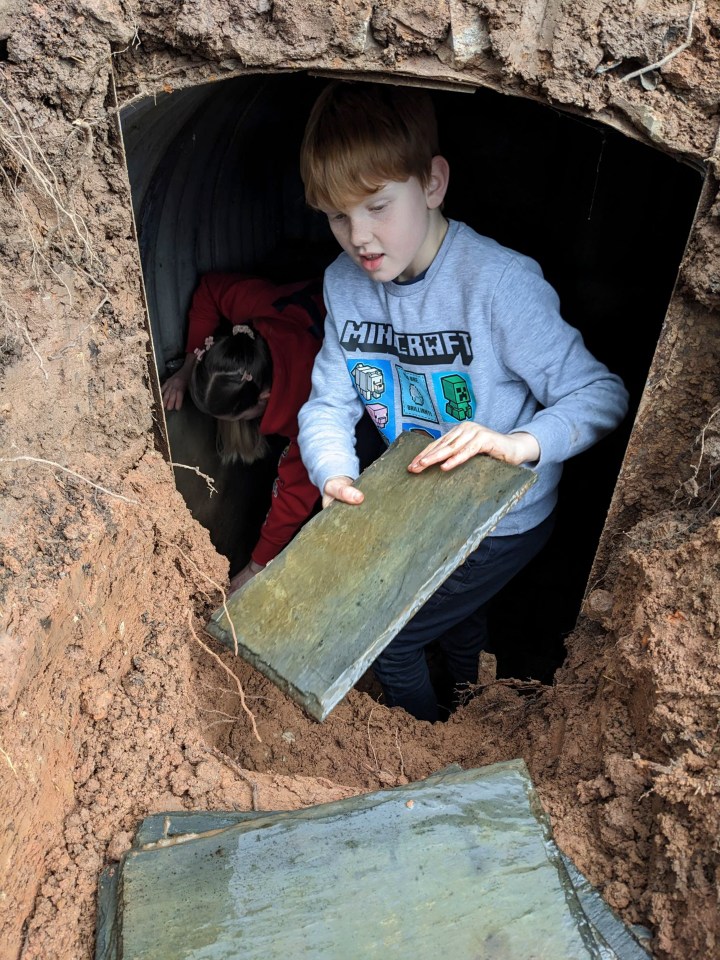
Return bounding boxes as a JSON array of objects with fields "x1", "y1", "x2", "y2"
[{"x1": 120, "y1": 72, "x2": 703, "y2": 686}]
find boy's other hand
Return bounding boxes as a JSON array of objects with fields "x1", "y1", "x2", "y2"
[
  {"x1": 322, "y1": 476, "x2": 364, "y2": 508},
  {"x1": 408, "y1": 424, "x2": 540, "y2": 473}
]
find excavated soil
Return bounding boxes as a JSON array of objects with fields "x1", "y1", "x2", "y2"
[
  {"x1": 1, "y1": 2, "x2": 720, "y2": 959},
  {"x1": 5, "y1": 475, "x2": 720, "y2": 960}
]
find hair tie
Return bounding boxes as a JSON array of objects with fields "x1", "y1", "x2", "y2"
[
  {"x1": 193, "y1": 335, "x2": 214, "y2": 361},
  {"x1": 232, "y1": 324, "x2": 255, "y2": 339}
]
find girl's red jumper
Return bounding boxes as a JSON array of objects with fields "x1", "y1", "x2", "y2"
[{"x1": 186, "y1": 273, "x2": 324, "y2": 566}]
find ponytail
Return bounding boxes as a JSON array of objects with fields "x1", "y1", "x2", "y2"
[{"x1": 215, "y1": 418, "x2": 269, "y2": 465}]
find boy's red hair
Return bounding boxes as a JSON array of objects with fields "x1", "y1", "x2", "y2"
[{"x1": 300, "y1": 81, "x2": 439, "y2": 211}]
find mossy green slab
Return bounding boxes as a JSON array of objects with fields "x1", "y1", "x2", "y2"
[
  {"x1": 97, "y1": 763, "x2": 649, "y2": 960},
  {"x1": 557, "y1": 852, "x2": 651, "y2": 958},
  {"x1": 114, "y1": 761, "x2": 605, "y2": 960},
  {"x1": 206, "y1": 432, "x2": 536, "y2": 721},
  {"x1": 130, "y1": 816, "x2": 647, "y2": 957},
  {"x1": 95, "y1": 864, "x2": 120, "y2": 960}
]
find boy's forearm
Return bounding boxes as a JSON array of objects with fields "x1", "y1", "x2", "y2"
[
  {"x1": 520, "y1": 373, "x2": 628, "y2": 467},
  {"x1": 298, "y1": 399, "x2": 362, "y2": 495},
  {"x1": 297, "y1": 319, "x2": 365, "y2": 494},
  {"x1": 493, "y1": 260, "x2": 629, "y2": 466}
]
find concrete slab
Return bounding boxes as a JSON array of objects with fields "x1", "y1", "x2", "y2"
[
  {"x1": 205, "y1": 431, "x2": 536, "y2": 720},
  {"x1": 102, "y1": 762, "x2": 626, "y2": 960}
]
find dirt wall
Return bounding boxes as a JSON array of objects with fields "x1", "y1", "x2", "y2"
[{"x1": 1, "y1": 2, "x2": 719, "y2": 958}]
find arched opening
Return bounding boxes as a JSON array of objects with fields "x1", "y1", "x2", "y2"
[{"x1": 120, "y1": 71, "x2": 702, "y2": 683}]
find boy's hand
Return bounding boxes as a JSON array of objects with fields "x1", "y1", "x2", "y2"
[
  {"x1": 322, "y1": 476, "x2": 364, "y2": 509},
  {"x1": 408, "y1": 425, "x2": 540, "y2": 473}
]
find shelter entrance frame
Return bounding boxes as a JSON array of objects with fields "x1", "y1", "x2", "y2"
[{"x1": 114, "y1": 62, "x2": 708, "y2": 648}]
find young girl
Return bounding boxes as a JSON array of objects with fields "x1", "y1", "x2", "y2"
[{"x1": 161, "y1": 273, "x2": 325, "y2": 592}]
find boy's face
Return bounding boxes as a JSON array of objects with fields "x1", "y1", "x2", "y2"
[{"x1": 319, "y1": 158, "x2": 449, "y2": 284}]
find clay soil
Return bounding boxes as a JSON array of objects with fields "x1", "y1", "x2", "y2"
[
  {"x1": 2, "y1": 2, "x2": 720, "y2": 960},
  {"x1": 5, "y1": 482, "x2": 720, "y2": 960}
]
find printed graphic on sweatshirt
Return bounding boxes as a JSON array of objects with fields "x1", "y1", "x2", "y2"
[
  {"x1": 347, "y1": 358, "x2": 396, "y2": 439},
  {"x1": 340, "y1": 320, "x2": 473, "y2": 366},
  {"x1": 396, "y1": 366, "x2": 438, "y2": 423},
  {"x1": 431, "y1": 371, "x2": 476, "y2": 423}
]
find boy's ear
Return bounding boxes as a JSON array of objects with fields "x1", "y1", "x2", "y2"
[{"x1": 425, "y1": 155, "x2": 450, "y2": 210}]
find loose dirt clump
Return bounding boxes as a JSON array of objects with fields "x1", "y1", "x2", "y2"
[{"x1": 1, "y1": 2, "x2": 720, "y2": 959}]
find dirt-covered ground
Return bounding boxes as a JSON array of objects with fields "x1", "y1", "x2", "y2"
[{"x1": 1, "y1": 2, "x2": 720, "y2": 959}]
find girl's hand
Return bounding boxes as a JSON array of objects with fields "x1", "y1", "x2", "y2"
[
  {"x1": 408, "y1": 425, "x2": 540, "y2": 473},
  {"x1": 161, "y1": 354, "x2": 197, "y2": 411},
  {"x1": 161, "y1": 373, "x2": 188, "y2": 410},
  {"x1": 229, "y1": 559, "x2": 266, "y2": 594},
  {"x1": 322, "y1": 475, "x2": 364, "y2": 508}
]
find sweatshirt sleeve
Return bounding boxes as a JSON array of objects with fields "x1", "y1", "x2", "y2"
[
  {"x1": 297, "y1": 289, "x2": 366, "y2": 495},
  {"x1": 491, "y1": 258, "x2": 629, "y2": 466},
  {"x1": 251, "y1": 439, "x2": 320, "y2": 566},
  {"x1": 185, "y1": 274, "x2": 274, "y2": 353}
]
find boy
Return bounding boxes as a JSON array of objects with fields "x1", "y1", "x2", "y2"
[{"x1": 297, "y1": 81, "x2": 628, "y2": 721}]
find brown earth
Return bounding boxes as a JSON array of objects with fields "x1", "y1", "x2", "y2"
[{"x1": 1, "y1": 2, "x2": 719, "y2": 959}]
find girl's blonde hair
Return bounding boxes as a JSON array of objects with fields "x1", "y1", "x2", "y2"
[
  {"x1": 215, "y1": 418, "x2": 269, "y2": 466},
  {"x1": 300, "y1": 81, "x2": 439, "y2": 211}
]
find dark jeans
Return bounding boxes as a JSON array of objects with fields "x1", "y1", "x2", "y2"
[{"x1": 372, "y1": 512, "x2": 556, "y2": 721}]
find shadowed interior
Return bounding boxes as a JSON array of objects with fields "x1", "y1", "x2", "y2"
[{"x1": 120, "y1": 72, "x2": 702, "y2": 683}]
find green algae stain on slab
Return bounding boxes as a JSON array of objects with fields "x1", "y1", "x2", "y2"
[
  {"x1": 97, "y1": 762, "x2": 650, "y2": 960},
  {"x1": 111, "y1": 762, "x2": 606, "y2": 960},
  {"x1": 206, "y1": 432, "x2": 536, "y2": 721}
]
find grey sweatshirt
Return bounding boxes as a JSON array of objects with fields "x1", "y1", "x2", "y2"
[{"x1": 298, "y1": 220, "x2": 628, "y2": 535}]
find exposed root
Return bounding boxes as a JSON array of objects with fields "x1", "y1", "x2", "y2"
[
  {"x1": 0, "y1": 161, "x2": 74, "y2": 301},
  {"x1": 0, "y1": 745, "x2": 19, "y2": 778},
  {"x1": 676, "y1": 405, "x2": 720, "y2": 514},
  {"x1": 110, "y1": 21, "x2": 142, "y2": 58},
  {"x1": 0, "y1": 92, "x2": 112, "y2": 337},
  {"x1": 0, "y1": 93, "x2": 95, "y2": 266},
  {"x1": 0, "y1": 456, "x2": 139, "y2": 504},
  {"x1": 46, "y1": 294, "x2": 109, "y2": 359},
  {"x1": 205, "y1": 744, "x2": 260, "y2": 810},
  {"x1": 187, "y1": 611, "x2": 261, "y2": 743},
  {"x1": 199, "y1": 706, "x2": 241, "y2": 721},
  {"x1": 170, "y1": 462, "x2": 217, "y2": 497},
  {"x1": 620, "y1": 2, "x2": 696, "y2": 84},
  {"x1": 160, "y1": 538, "x2": 240, "y2": 656},
  {"x1": 138, "y1": 828, "x2": 227, "y2": 851},
  {"x1": 456, "y1": 676, "x2": 546, "y2": 718},
  {"x1": 602, "y1": 674, "x2": 631, "y2": 689},
  {"x1": 1, "y1": 295, "x2": 48, "y2": 380},
  {"x1": 366, "y1": 707, "x2": 380, "y2": 772},
  {"x1": 394, "y1": 727, "x2": 406, "y2": 779},
  {"x1": 198, "y1": 705, "x2": 241, "y2": 732}
]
